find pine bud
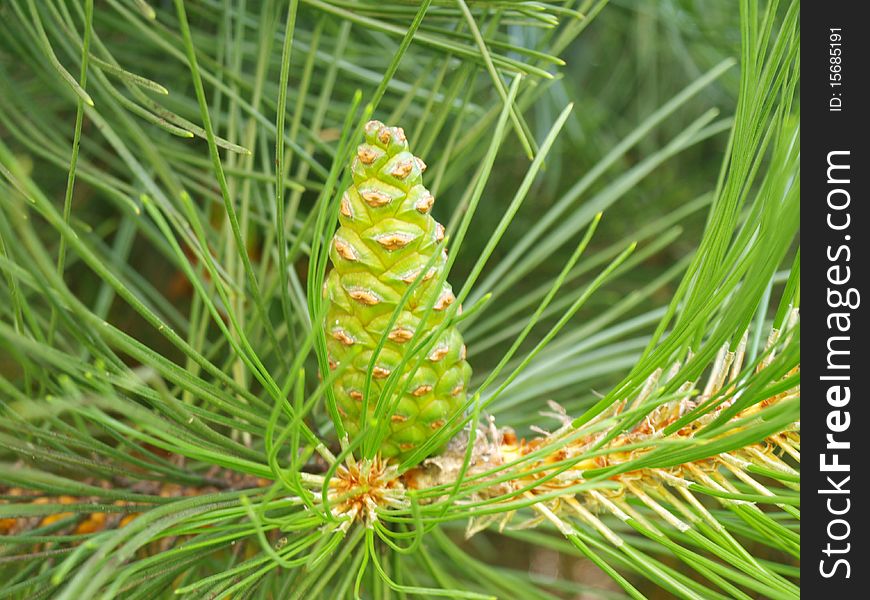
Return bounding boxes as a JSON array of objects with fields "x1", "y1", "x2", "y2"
[{"x1": 324, "y1": 121, "x2": 471, "y2": 461}]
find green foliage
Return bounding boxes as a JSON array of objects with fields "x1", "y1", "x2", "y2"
[{"x1": 0, "y1": 0, "x2": 798, "y2": 598}]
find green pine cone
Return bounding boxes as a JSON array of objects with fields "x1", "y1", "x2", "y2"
[{"x1": 323, "y1": 120, "x2": 471, "y2": 461}]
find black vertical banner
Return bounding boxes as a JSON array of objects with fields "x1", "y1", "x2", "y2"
[{"x1": 804, "y1": 2, "x2": 869, "y2": 596}]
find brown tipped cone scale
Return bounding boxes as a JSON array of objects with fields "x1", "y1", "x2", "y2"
[{"x1": 324, "y1": 121, "x2": 471, "y2": 461}]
